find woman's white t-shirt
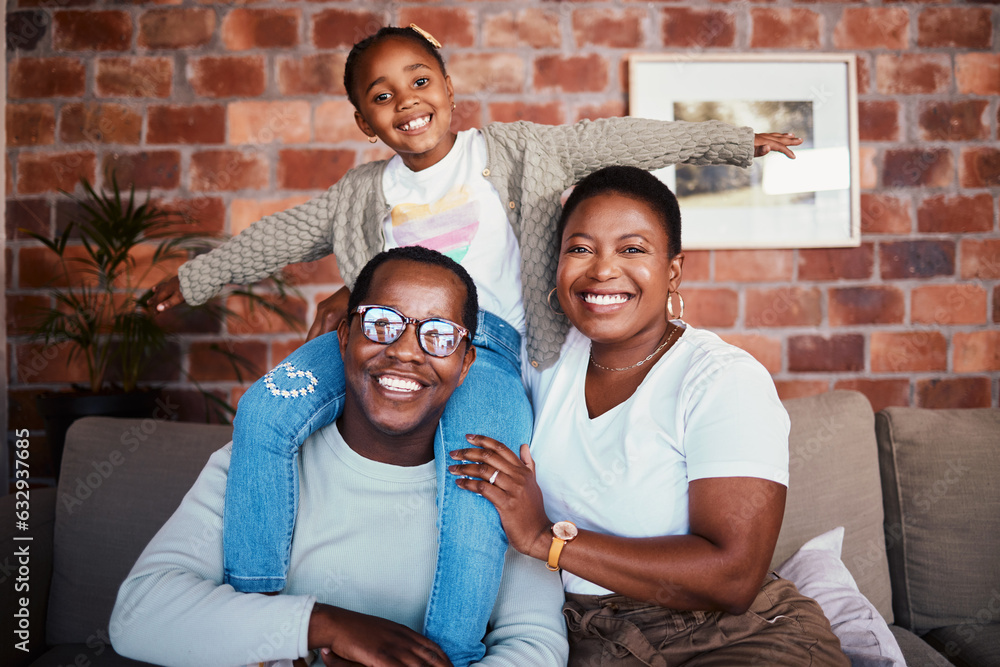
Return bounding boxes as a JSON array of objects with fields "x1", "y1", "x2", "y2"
[
  {"x1": 528, "y1": 324, "x2": 790, "y2": 595},
  {"x1": 381, "y1": 129, "x2": 526, "y2": 335}
]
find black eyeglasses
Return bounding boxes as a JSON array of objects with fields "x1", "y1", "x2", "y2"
[{"x1": 354, "y1": 305, "x2": 470, "y2": 358}]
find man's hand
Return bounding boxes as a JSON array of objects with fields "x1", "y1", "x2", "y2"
[
  {"x1": 753, "y1": 132, "x2": 803, "y2": 159},
  {"x1": 149, "y1": 275, "x2": 186, "y2": 312},
  {"x1": 308, "y1": 286, "x2": 352, "y2": 342},
  {"x1": 309, "y1": 603, "x2": 451, "y2": 667}
]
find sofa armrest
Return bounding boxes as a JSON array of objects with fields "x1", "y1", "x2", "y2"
[{"x1": 0, "y1": 486, "x2": 57, "y2": 667}]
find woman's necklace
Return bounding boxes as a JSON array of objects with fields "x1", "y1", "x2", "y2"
[{"x1": 589, "y1": 325, "x2": 681, "y2": 372}]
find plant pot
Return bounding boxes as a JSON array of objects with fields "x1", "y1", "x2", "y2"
[{"x1": 35, "y1": 390, "x2": 163, "y2": 478}]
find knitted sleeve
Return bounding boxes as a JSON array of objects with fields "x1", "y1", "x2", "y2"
[
  {"x1": 177, "y1": 190, "x2": 336, "y2": 306},
  {"x1": 533, "y1": 116, "x2": 754, "y2": 180}
]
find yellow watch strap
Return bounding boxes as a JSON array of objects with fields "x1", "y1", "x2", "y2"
[{"x1": 546, "y1": 536, "x2": 566, "y2": 571}]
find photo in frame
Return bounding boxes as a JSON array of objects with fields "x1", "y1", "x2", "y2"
[{"x1": 629, "y1": 54, "x2": 860, "y2": 249}]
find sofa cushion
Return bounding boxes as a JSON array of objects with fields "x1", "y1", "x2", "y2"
[
  {"x1": 888, "y1": 626, "x2": 952, "y2": 667},
  {"x1": 922, "y1": 623, "x2": 1000, "y2": 667},
  {"x1": 46, "y1": 417, "x2": 232, "y2": 646},
  {"x1": 875, "y1": 406, "x2": 1000, "y2": 635},
  {"x1": 773, "y1": 391, "x2": 894, "y2": 623}
]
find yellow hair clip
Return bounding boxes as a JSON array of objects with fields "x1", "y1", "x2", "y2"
[{"x1": 409, "y1": 24, "x2": 442, "y2": 49}]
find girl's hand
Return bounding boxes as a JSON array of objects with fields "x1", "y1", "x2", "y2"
[
  {"x1": 450, "y1": 435, "x2": 553, "y2": 561},
  {"x1": 149, "y1": 275, "x2": 186, "y2": 312},
  {"x1": 753, "y1": 132, "x2": 803, "y2": 159},
  {"x1": 308, "y1": 285, "x2": 352, "y2": 341}
]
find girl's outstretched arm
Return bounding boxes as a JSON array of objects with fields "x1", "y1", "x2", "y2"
[{"x1": 754, "y1": 132, "x2": 803, "y2": 158}]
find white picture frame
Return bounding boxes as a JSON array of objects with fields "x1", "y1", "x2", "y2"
[{"x1": 629, "y1": 53, "x2": 860, "y2": 249}]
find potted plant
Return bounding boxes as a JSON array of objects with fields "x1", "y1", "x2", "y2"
[{"x1": 21, "y1": 173, "x2": 300, "y2": 474}]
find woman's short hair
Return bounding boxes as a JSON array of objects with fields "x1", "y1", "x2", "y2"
[
  {"x1": 558, "y1": 166, "x2": 682, "y2": 258},
  {"x1": 343, "y1": 26, "x2": 448, "y2": 110}
]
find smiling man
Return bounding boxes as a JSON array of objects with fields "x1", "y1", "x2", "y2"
[{"x1": 109, "y1": 247, "x2": 568, "y2": 667}]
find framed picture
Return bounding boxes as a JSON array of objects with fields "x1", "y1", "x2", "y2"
[{"x1": 629, "y1": 54, "x2": 860, "y2": 249}]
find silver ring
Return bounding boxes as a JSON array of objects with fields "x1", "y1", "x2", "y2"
[{"x1": 488, "y1": 470, "x2": 499, "y2": 485}]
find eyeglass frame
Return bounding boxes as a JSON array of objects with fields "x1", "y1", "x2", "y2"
[{"x1": 352, "y1": 304, "x2": 472, "y2": 358}]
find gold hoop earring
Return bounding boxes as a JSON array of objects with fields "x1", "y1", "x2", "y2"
[
  {"x1": 547, "y1": 288, "x2": 565, "y2": 316},
  {"x1": 667, "y1": 291, "x2": 685, "y2": 320},
  {"x1": 368, "y1": 136, "x2": 378, "y2": 144}
]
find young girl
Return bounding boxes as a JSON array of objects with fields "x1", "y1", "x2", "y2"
[{"x1": 151, "y1": 25, "x2": 800, "y2": 666}]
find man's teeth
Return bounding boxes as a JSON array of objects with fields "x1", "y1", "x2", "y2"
[
  {"x1": 400, "y1": 116, "x2": 430, "y2": 131},
  {"x1": 378, "y1": 376, "x2": 421, "y2": 392},
  {"x1": 584, "y1": 293, "x2": 629, "y2": 305}
]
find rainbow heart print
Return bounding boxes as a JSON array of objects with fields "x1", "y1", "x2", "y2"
[{"x1": 390, "y1": 186, "x2": 480, "y2": 263}]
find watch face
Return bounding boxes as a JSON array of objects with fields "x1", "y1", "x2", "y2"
[{"x1": 553, "y1": 521, "x2": 578, "y2": 540}]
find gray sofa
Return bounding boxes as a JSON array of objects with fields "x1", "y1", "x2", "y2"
[{"x1": 2, "y1": 390, "x2": 997, "y2": 666}]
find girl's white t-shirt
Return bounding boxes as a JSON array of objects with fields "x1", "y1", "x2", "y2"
[
  {"x1": 528, "y1": 324, "x2": 790, "y2": 595},
  {"x1": 381, "y1": 129, "x2": 526, "y2": 335}
]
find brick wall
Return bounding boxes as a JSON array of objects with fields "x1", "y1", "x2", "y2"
[{"x1": 6, "y1": 0, "x2": 1000, "y2": 450}]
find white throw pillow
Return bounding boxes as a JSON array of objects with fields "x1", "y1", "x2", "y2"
[{"x1": 777, "y1": 527, "x2": 905, "y2": 667}]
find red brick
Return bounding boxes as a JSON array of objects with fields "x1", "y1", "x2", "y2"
[
  {"x1": 7, "y1": 103, "x2": 55, "y2": 146},
  {"x1": 284, "y1": 255, "x2": 343, "y2": 287},
  {"x1": 918, "y1": 100, "x2": 989, "y2": 142},
  {"x1": 221, "y1": 9, "x2": 299, "y2": 50},
  {"x1": 53, "y1": 10, "x2": 132, "y2": 51},
  {"x1": 789, "y1": 335, "x2": 865, "y2": 373},
  {"x1": 861, "y1": 194, "x2": 911, "y2": 235},
  {"x1": 228, "y1": 101, "x2": 310, "y2": 145},
  {"x1": 750, "y1": 9, "x2": 821, "y2": 49},
  {"x1": 483, "y1": 9, "x2": 561, "y2": 49},
  {"x1": 277, "y1": 54, "x2": 347, "y2": 97},
  {"x1": 449, "y1": 54, "x2": 525, "y2": 95},
  {"x1": 858, "y1": 101, "x2": 899, "y2": 142},
  {"x1": 573, "y1": 8, "x2": 645, "y2": 48},
  {"x1": 859, "y1": 147, "x2": 877, "y2": 190},
  {"x1": 190, "y1": 56, "x2": 266, "y2": 99},
  {"x1": 96, "y1": 57, "x2": 172, "y2": 98},
  {"x1": 681, "y1": 251, "x2": 710, "y2": 282},
  {"x1": 534, "y1": 54, "x2": 609, "y2": 94},
  {"x1": 917, "y1": 193, "x2": 993, "y2": 234},
  {"x1": 101, "y1": 151, "x2": 180, "y2": 190},
  {"x1": 661, "y1": 8, "x2": 736, "y2": 48},
  {"x1": 225, "y1": 294, "x2": 308, "y2": 336},
  {"x1": 956, "y1": 54, "x2": 1000, "y2": 95},
  {"x1": 315, "y1": 100, "x2": 366, "y2": 143},
  {"x1": 953, "y1": 331, "x2": 1000, "y2": 373},
  {"x1": 7, "y1": 294, "x2": 50, "y2": 336},
  {"x1": 918, "y1": 8, "x2": 992, "y2": 48},
  {"x1": 774, "y1": 381, "x2": 830, "y2": 403},
  {"x1": 876, "y1": 54, "x2": 951, "y2": 95},
  {"x1": 148, "y1": 105, "x2": 225, "y2": 145},
  {"x1": 880, "y1": 240, "x2": 955, "y2": 280},
  {"x1": 278, "y1": 149, "x2": 355, "y2": 190},
  {"x1": 994, "y1": 286, "x2": 1000, "y2": 324},
  {"x1": 912, "y1": 284, "x2": 987, "y2": 326},
  {"x1": 745, "y1": 287, "x2": 821, "y2": 328},
  {"x1": 718, "y1": 334, "x2": 781, "y2": 375},
  {"x1": 6, "y1": 199, "x2": 51, "y2": 240},
  {"x1": 714, "y1": 250, "x2": 794, "y2": 282},
  {"x1": 916, "y1": 377, "x2": 992, "y2": 410},
  {"x1": 156, "y1": 197, "x2": 226, "y2": 236},
  {"x1": 856, "y1": 56, "x2": 871, "y2": 96},
  {"x1": 798, "y1": 244, "x2": 874, "y2": 281},
  {"x1": 681, "y1": 288, "x2": 738, "y2": 328},
  {"x1": 961, "y1": 239, "x2": 1000, "y2": 280},
  {"x1": 269, "y1": 340, "x2": 309, "y2": 370},
  {"x1": 190, "y1": 151, "x2": 269, "y2": 192},
  {"x1": 451, "y1": 100, "x2": 482, "y2": 133},
  {"x1": 871, "y1": 331, "x2": 947, "y2": 372},
  {"x1": 961, "y1": 148, "x2": 1000, "y2": 188},
  {"x1": 833, "y1": 8, "x2": 908, "y2": 50},
  {"x1": 311, "y1": 9, "x2": 383, "y2": 49},
  {"x1": 882, "y1": 149, "x2": 953, "y2": 189},
  {"x1": 188, "y1": 340, "x2": 266, "y2": 382},
  {"x1": 7, "y1": 10, "x2": 48, "y2": 52},
  {"x1": 17, "y1": 151, "x2": 96, "y2": 195},
  {"x1": 488, "y1": 102, "x2": 565, "y2": 126},
  {"x1": 17, "y1": 245, "x2": 93, "y2": 289},
  {"x1": 14, "y1": 343, "x2": 91, "y2": 385},
  {"x1": 8, "y1": 58, "x2": 86, "y2": 99},
  {"x1": 829, "y1": 286, "x2": 904, "y2": 326},
  {"x1": 834, "y1": 379, "x2": 910, "y2": 412},
  {"x1": 59, "y1": 103, "x2": 142, "y2": 144},
  {"x1": 139, "y1": 8, "x2": 215, "y2": 49},
  {"x1": 576, "y1": 100, "x2": 627, "y2": 122},
  {"x1": 399, "y1": 8, "x2": 475, "y2": 48}
]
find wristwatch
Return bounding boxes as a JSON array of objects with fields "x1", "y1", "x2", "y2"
[{"x1": 546, "y1": 521, "x2": 578, "y2": 572}]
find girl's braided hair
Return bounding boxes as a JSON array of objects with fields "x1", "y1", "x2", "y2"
[{"x1": 343, "y1": 26, "x2": 447, "y2": 110}]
